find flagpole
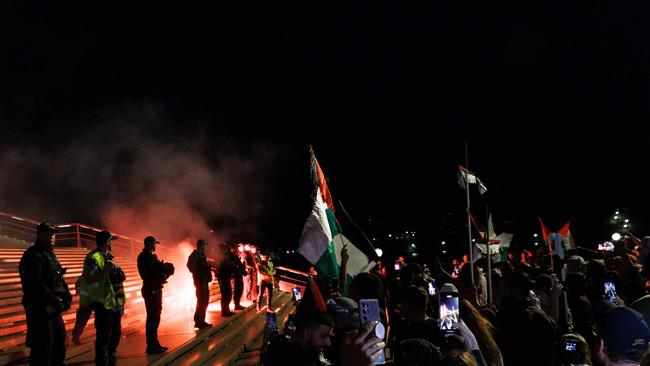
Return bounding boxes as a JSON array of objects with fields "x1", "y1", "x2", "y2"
[
  {"x1": 465, "y1": 141, "x2": 475, "y2": 286},
  {"x1": 486, "y1": 208, "x2": 492, "y2": 304},
  {"x1": 338, "y1": 200, "x2": 378, "y2": 254}
]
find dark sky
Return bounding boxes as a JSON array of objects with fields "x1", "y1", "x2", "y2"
[{"x1": 1, "y1": 2, "x2": 649, "y2": 256}]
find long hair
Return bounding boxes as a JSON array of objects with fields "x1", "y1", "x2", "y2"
[{"x1": 460, "y1": 299, "x2": 503, "y2": 366}]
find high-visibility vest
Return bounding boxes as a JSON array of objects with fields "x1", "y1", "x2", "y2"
[{"x1": 79, "y1": 249, "x2": 116, "y2": 310}]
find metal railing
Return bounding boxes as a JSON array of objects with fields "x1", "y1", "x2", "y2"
[
  {"x1": 276, "y1": 266, "x2": 308, "y2": 286},
  {"x1": 0, "y1": 211, "x2": 151, "y2": 260}
]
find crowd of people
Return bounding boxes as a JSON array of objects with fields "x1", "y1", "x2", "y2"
[
  {"x1": 17, "y1": 220, "x2": 650, "y2": 366},
  {"x1": 261, "y1": 233, "x2": 650, "y2": 366},
  {"x1": 18, "y1": 222, "x2": 277, "y2": 365}
]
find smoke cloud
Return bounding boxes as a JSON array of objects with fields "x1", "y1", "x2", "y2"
[{"x1": 0, "y1": 103, "x2": 280, "y2": 250}]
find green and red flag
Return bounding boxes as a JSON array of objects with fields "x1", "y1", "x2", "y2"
[{"x1": 297, "y1": 146, "x2": 375, "y2": 283}]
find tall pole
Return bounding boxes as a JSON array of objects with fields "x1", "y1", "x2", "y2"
[
  {"x1": 486, "y1": 209, "x2": 492, "y2": 304},
  {"x1": 465, "y1": 142, "x2": 475, "y2": 286}
]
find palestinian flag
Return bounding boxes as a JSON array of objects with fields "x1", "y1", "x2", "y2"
[
  {"x1": 297, "y1": 146, "x2": 375, "y2": 286},
  {"x1": 458, "y1": 165, "x2": 488, "y2": 195},
  {"x1": 539, "y1": 217, "x2": 552, "y2": 258}
]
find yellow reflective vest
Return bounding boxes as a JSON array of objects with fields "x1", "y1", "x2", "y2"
[{"x1": 79, "y1": 249, "x2": 116, "y2": 310}]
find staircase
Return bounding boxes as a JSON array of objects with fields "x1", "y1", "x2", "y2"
[{"x1": 0, "y1": 246, "x2": 223, "y2": 364}]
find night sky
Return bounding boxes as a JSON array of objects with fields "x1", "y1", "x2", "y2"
[{"x1": 1, "y1": 3, "x2": 649, "y2": 262}]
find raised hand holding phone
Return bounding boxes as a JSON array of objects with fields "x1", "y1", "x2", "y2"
[{"x1": 358, "y1": 299, "x2": 386, "y2": 365}]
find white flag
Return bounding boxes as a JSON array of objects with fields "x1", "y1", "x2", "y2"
[{"x1": 458, "y1": 166, "x2": 487, "y2": 195}]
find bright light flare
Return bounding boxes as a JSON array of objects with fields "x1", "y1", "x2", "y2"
[{"x1": 161, "y1": 241, "x2": 197, "y2": 314}]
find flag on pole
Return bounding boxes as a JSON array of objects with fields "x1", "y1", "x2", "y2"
[
  {"x1": 556, "y1": 220, "x2": 576, "y2": 251},
  {"x1": 458, "y1": 165, "x2": 488, "y2": 195},
  {"x1": 297, "y1": 146, "x2": 375, "y2": 283}
]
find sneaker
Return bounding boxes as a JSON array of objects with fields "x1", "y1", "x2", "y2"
[{"x1": 201, "y1": 322, "x2": 213, "y2": 328}]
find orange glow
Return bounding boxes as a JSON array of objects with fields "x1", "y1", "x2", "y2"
[
  {"x1": 206, "y1": 298, "x2": 254, "y2": 312},
  {"x1": 160, "y1": 241, "x2": 197, "y2": 314}
]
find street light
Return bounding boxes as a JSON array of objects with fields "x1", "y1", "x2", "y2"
[
  {"x1": 375, "y1": 248, "x2": 383, "y2": 258},
  {"x1": 612, "y1": 233, "x2": 622, "y2": 241}
]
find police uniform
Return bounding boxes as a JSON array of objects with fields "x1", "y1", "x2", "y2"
[
  {"x1": 79, "y1": 247, "x2": 116, "y2": 366},
  {"x1": 187, "y1": 243, "x2": 212, "y2": 327},
  {"x1": 107, "y1": 255, "x2": 126, "y2": 366},
  {"x1": 19, "y1": 223, "x2": 72, "y2": 366},
  {"x1": 137, "y1": 236, "x2": 173, "y2": 353},
  {"x1": 258, "y1": 258, "x2": 275, "y2": 310}
]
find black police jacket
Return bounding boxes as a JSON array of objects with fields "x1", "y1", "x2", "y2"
[
  {"x1": 19, "y1": 244, "x2": 72, "y2": 313},
  {"x1": 137, "y1": 250, "x2": 170, "y2": 290},
  {"x1": 187, "y1": 250, "x2": 212, "y2": 283}
]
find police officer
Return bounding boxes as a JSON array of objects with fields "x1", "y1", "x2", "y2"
[
  {"x1": 19, "y1": 222, "x2": 72, "y2": 366},
  {"x1": 78, "y1": 230, "x2": 117, "y2": 366},
  {"x1": 187, "y1": 239, "x2": 212, "y2": 328},
  {"x1": 137, "y1": 236, "x2": 174, "y2": 354},
  {"x1": 257, "y1": 254, "x2": 276, "y2": 311},
  {"x1": 106, "y1": 245, "x2": 126, "y2": 366}
]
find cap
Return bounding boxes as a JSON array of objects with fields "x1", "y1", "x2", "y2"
[
  {"x1": 144, "y1": 236, "x2": 160, "y2": 246},
  {"x1": 37, "y1": 222, "x2": 57, "y2": 233},
  {"x1": 567, "y1": 255, "x2": 587, "y2": 273},
  {"x1": 326, "y1": 297, "x2": 360, "y2": 329},
  {"x1": 96, "y1": 230, "x2": 117, "y2": 244},
  {"x1": 599, "y1": 307, "x2": 650, "y2": 357},
  {"x1": 440, "y1": 283, "x2": 459, "y2": 295}
]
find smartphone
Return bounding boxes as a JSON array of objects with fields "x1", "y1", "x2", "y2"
[
  {"x1": 439, "y1": 293, "x2": 460, "y2": 333},
  {"x1": 428, "y1": 281, "x2": 436, "y2": 296},
  {"x1": 265, "y1": 311, "x2": 278, "y2": 333},
  {"x1": 394, "y1": 261, "x2": 401, "y2": 271},
  {"x1": 565, "y1": 341, "x2": 577, "y2": 352},
  {"x1": 598, "y1": 241, "x2": 615, "y2": 251},
  {"x1": 292, "y1": 287, "x2": 302, "y2": 302},
  {"x1": 604, "y1": 281, "x2": 617, "y2": 302},
  {"x1": 359, "y1": 299, "x2": 386, "y2": 365}
]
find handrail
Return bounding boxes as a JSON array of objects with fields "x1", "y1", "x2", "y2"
[{"x1": 276, "y1": 266, "x2": 308, "y2": 276}]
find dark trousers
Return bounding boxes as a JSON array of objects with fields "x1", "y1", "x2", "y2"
[
  {"x1": 25, "y1": 309, "x2": 66, "y2": 366},
  {"x1": 233, "y1": 275, "x2": 243, "y2": 306},
  {"x1": 108, "y1": 309, "x2": 122, "y2": 366},
  {"x1": 247, "y1": 271, "x2": 258, "y2": 300},
  {"x1": 193, "y1": 279, "x2": 210, "y2": 324},
  {"x1": 217, "y1": 276, "x2": 232, "y2": 313},
  {"x1": 142, "y1": 287, "x2": 163, "y2": 347},
  {"x1": 258, "y1": 281, "x2": 273, "y2": 308},
  {"x1": 72, "y1": 305, "x2": 92, "y2": 339},
  {"x1": 90, "y1": 303, "x2": 113, "y2": 366}
]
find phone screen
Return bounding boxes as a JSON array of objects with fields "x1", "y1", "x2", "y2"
[
  {"x1": 439, "y1": 294, "x2": 460, "y2": 333},
  {"x1": 292, "y1": 287, "x2": 302, "y2": 301},
  {"x1": 598, "y1": 241, "x2": 614, "y2": 251},
  {"x1": 604, "y1": 281, "x2": 617, "y2": 302},
  {"x1": 428, "y1": 281, "x2": 436, "y2": 296},
  {"x1": 265, "y1": 311, "x2": 278, "y2": 332},
  {"x1": 394, "y1": 261, "x2": 400, "y2": 270},
  {"x1": 565, "y1": 341, "x2": 577, "y2": 351}
]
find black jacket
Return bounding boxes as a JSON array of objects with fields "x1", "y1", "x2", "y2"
[
  {"x1": 187, "y1": 250, "x2": 212, "y2": 282},
  {"x1": 137, "y1": 249, "x2": 171, "y2": 290},
  {"x1": 19, "y1": 244, "x2": 72, "y2": 313}
]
